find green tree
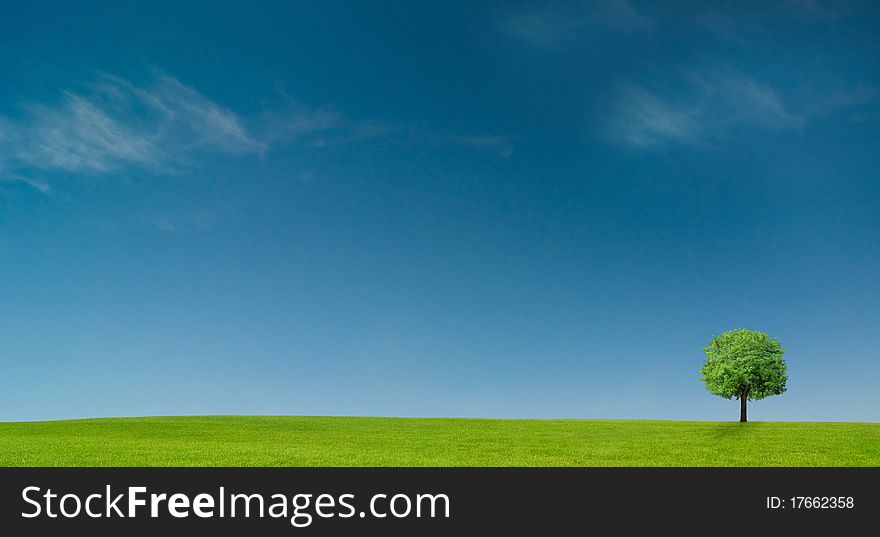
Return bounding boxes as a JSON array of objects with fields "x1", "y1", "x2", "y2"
[{"x1": 699, "y1": 329, "x2": 787, "y2": 422}]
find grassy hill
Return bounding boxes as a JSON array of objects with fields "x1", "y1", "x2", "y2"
[{"x1": 1, "y1": 416, "x2": 877, "y2": 466}]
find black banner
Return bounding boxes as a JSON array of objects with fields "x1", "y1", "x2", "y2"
[{"x1": 0, "y1": 468, "x2": 874, "y2": 535}]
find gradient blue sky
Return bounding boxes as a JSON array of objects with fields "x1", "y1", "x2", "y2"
[{"x1": 2, "y1": 1, "x2": 878, "y2": 422}]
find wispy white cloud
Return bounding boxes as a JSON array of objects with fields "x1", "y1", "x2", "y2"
[
  {"x1": 599, "y1": 0, "x2": 655, "y2": 33},
  {"x1": 0, "y1": 172, "x2": 52, "y2": 194},
  {"x1": 19, "y1": 92, "x2": 160, "y2": 173},
  {"x1": 502, "y1": 8, "x2": 584, "y2": 50},
  {"x1": 260, "y1": 94, "x2": 395, "y2": 149},
  {"x1": 502, "y1": 0, "x2": 653, "y2": 50},
  {"x1": 447, "y1": 135, "x2": 514, "y2": 158},
  {"x1": 260, "y1": 90, "x2": 513, "y2": 158},
  {"x1": 144, "y1": 75, "x2": 265, "y2": 155},
  {"x1": 0, "y1": 120, "x2": 50, "y2": 192},
  {"x1": 1, "y1": 72, "x2": 514, "y2": 195},
  {"x1": 0, "y1": 73, "x2": 264, "y2": 191},
  {"x1": 689, "y1": 1, "x2": 855, "y2": 43},
  {"x1": 151, "y1": 215, "x2": 177, "y2": 233},
  {"x1": 505, "y1": 1, "x2": 850, "y2": 51},
  {"x1": 284, "y1": 107, "x2": 344, "y2": 138},
  {"x1": 706, "y1": 69, "x2": 806, "y2": 130},
  {"x1": 611, "y1": 87, "x2": 700, "y2": 147},
  {"x1": 610, "y1": 65, "x2": 807, "y2": 148}
]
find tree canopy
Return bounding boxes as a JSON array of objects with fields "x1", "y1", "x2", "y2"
[{"x1": 699, "y1": 329, "x2": 787, "y2": 421}]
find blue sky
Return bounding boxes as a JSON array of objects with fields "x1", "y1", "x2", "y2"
[{"x1": 1, "y1": 1, "x2": 878, "y2": 422}]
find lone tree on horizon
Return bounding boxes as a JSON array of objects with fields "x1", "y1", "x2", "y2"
[{"x1": 699, "y1": 329, "x2": 787, "y2": 422}]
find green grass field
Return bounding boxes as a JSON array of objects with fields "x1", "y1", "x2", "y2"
[{"x1": 1, "y1": 416, "x2": 877, "y2": 466}]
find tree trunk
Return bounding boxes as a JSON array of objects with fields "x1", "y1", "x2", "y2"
[{"x1": 740, "y1": 391, "x2": 748, "y2": 423}]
